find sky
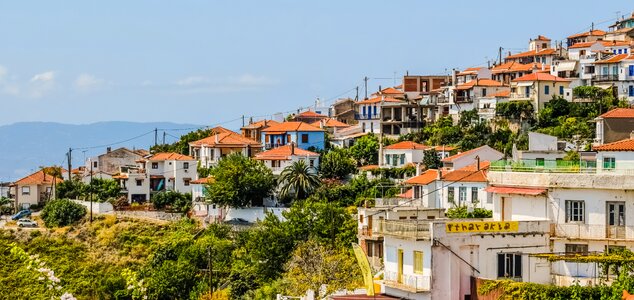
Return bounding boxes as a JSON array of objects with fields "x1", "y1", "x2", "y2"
[{"x1": 0, "y1": 0, "x2": 631, "y2": 130}]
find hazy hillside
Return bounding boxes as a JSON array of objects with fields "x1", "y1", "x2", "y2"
[{"x1": 0, "y1": 121, "x2": 202, "y2": 181}]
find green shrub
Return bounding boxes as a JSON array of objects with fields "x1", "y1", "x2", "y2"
[{"x1": 41, "y1": 199, "x2": 87, "y2": 227}]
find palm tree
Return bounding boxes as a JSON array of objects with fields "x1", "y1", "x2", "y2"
[
  {"x1": 278, "y1": 160, "x2": 321, "y2": 200},
  {"x1": 41, "y1": 166, "x2": 63, "y2": 201}
]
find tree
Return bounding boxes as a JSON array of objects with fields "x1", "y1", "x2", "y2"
[
  {"x1": 446, "y1": 206, "x2": 492, "y2": 218},
  {"x1": 88, "y1": 178, "x2": 121, "y2": 202},
  {"x1": 56, "y1": 179, "x2": 86, "y2": 200},
  {"x1": 150, "y1": 128, "x2": 214, "y2": 155},
  {"x1": 40, "y1": 199, "x2": 87, "y2": 227},
  {"x1": 278, "y1": 160, "x2": 321, "y2": 200},
  {"x1": 422, "y1": 149, "x2": 441, "y2": 169},
  {"x1": 151, "y1": 191, "x2": 192, "y2": 212},
  {"x1": 204, "y1": 153, "x2": 274, "y2": 208},
  {"x1": 41, "y1": 166, "x2": 63, "y2": 201},
  {"x1": 348, "y1": 134, "x2": 379, "y2": 166},
  {"x1": 319, "y1": 148, "x2": 356, "y2": 180}
]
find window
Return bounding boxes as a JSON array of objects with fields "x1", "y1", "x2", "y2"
[
  {"x1": 21, "y1": 186, "x2": 30, "y2": 195},
  {"x1": 93, "y1": 161, "x2": 98, "y2": 168},
  {"x1": 362, "y1": 106, "x2": 366, "y2": 116},
  {"x1": 626, "y1": 49, "x2": 629, "y2": 54},
  {"x1": 459, "y1": 187, "x2": 467, "y2": 204},
  {"x1": 482, "y1": 88, "x2": 487, "y2": 97},
  {"x1": 630, "y1": 86, "x2": 634, "y2": 97},
  {"x1": 447, "y1": 187, "x2": 455, "y2": 204},
  {"x1": 265, "y1": 135, "x2": 270, "y2": 143},
  {"x1": 392, "y1": 154, "x2": 398, "y2": 167},
  {"x1": 370, "y1": 122, "x2": 373, "y2": 132},
  {"x1": 309, "y1": 159, "x2": 315, "y2": 168},
  {"x1": 183, "y1": 162, "x2": 189, "y2": 169},
  {"x1": 414, "y1": 251, "x2": 424, "y2": 274},
  {"x1": 565, "y1": 244, "x2": 589, "y2": 255},
  {"x1": 525, "y1": 86, "x2": 530, "y2": 97},
  {"x1": 373, "y1": 105, "x2": 377, "y2": 116},
  {"x1": 565, "y1": 200, "x2": 585, "y2": 223},
  {"x1": 471, "y1": 187, "x2": 478, "y2": 203},
  {"x1": 359, "y1": 214, "x2": 364, "y2": 223},
  {"x1": 184, "y1": 178, "x2": 191, "y2": 186},
  {"x1": 603, "y1": 157, "x2": 615, "y2": 170},
  {"x1": 536, "y1": 158, "x2": 545, "y2": 167},
  {"x1": 497, "y1": 253, "x2": 522, "y2": 279},
  {"x1": 629, "y1": 65, "x2": 634, "y2": 76},
  {"x1": 559, "y1": 86, "x2": 564, "y2": 95},
  {"x1": 385, "y1": 154, "x2": 390, "y2": 165},
  {"x1": 152, "y1": 162, "x2": 158, "y2": 169},
  {"x1": 544, "y1": 85, "x2": 549, "y2": 95},
  {"x1": 607, "y1": 202, "x2": 625, "y2": 226},
  {"x1": 400, "y1": 154, "x2": 405, "y2": 165},
  {"x1": 618, "y1": 49, "x2": 623, "y2": 54},
  {"x1": 301, "y1": 134, "x2": 308, "y2": 143},
  {"x1": 136, "y1": 179, "x2": 143, "y2": 186},
  {"x1": 46, "y1": 187, "x2": 52, "y2": 194}
]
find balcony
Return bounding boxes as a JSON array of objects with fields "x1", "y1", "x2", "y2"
[
  {"x1": 384, "y1": 271, "x2": 431, "y2": 292},
  {"x1": 455, "y1": 95, "x2": 472, "y2": 103},
  {"x1": 264, "y1": 143, "x2": 285, "y2": 150},
  {"x1": 552, "y1": 223, "x2": 630, "y2": 240},
  {"x1": 593, "y1": 74, "x2": 619, "y2": 82},
  {"x1": 379, "y1": 220, "x2": 431, "y2": 240},
  {"x1": 490, "y1": 159, "x2": 597, "y2": 174},
  {"x1": 375, "y1": 198, "x2": 423, "y2": 207},
  {"x1": 355, "y1": 113, "x2": 379, "y2": 120},
  {"x1": 402, "y1": 121, "x2": 425, "y2": 128}
]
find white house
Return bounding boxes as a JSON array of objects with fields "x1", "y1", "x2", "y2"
[
  {"x1": 382, "y1": 141, "x2": 429, "y2": 168},
  {"x1": 253, "y1": 144, "x2": 320, "y2": 175},
  {"x1": 594, "y1": 108, "x2": 634, "y2": 145},
  {"x1": 355, "y1": 96, "x2": 402, "y2": 134},
  {"x1": 509, "y1": 73, "x2": 572, "y2": 114},
  {"x1": 513, "y1": 132, "x2": 570, "y2": 161},
  {"x1": 189, "y1": 129, "x2": 262, "y2": 168},
  {"x1": 145, "y1": 152, "x2": 197, "y2": 196},
  {"x1": 441, "y1": 145, "x2": 503, "y2": 171}
]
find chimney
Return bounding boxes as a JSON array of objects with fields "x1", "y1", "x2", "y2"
[
  {"x1": 452, "y1": 69, "x2": 457, "y2": 86},
  {"x1": 214, "y1": 134, "x2": 219, "y2": 143},
  {"x1": 264, "y1": 119, "x2": 267, "y2": 127},
  {"x1": 630, "y1": 130, "x2": 634, "y2": 140},
  {"x1": 475, "y1": 155, "x2": 481, "y2": 171},
  {"x1": 291, "y1": 142, "x2": 295, "y2": 155},
  {"x1": 107, "y1": 147, "x2": 111, "y2": 153},
  {"x1": 416, "y1": 163, "x2": 421, "y2": 176}
]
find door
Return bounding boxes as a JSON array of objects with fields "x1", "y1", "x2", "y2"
[
  {"x1": 397, "y1": 249, "x2": 404, "y2": 283},
  {"x1": 501, "y1": 197, "x2": 512, "y2": 221},
  {"x1": 607, "y1": 202, "x2": 626, "y2": 239},
  {"x1": 367, "y1": 217, "x2": 373, "y2": 237}
]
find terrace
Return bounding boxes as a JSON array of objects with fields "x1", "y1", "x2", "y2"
[{"x1": 490, "y1": 159, "x2": 596, "y2": 173}]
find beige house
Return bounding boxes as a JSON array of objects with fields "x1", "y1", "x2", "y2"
[
  {"x1": 10, "y1": 170, "x2": 63, "y2": 210},
  {"x1": 510, "y1": 72, "x2": 572, "y2": 113}
]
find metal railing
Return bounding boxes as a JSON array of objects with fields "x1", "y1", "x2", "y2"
[
  {"x1": 375, "y1": 198, "x2": 423, "y2": 207},
  {"x1": 384, "y1": 271, "x2": 431, "y2": 292},
  {"x1": 379, "y1": 220, "x2": 431, "y2": 240},
  {"x1": 593, "y1": 74, "x2": 619, "y2": 81},
  {"x1": 553, "y1": 223, "x2": 629, "y2": 240},
  {"x1": 354, "y1": 113, "x2": 379, "y2": 120},
  {"x1": 490, "y1": 159, "x2": 597, "y2": 173}
]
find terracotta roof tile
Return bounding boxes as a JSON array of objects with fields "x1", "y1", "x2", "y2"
[
  {"x1": 457, "y1": 67, "x2": 483, "y2": 76},
  {"x1": 262, "y1": 121, "x2": 324, "y2": 133},
  {"x1": 397, "y1": 188, "x2": 413, "y2": 198},
  {"x1": 310, "y1": 118, "x2": 351, "y2": 128},
  {"x1": 485, "y1": 90, "x2": 511, "y2": 98},
  {"x1": 598, "y1": 108, "x2": 634, "y2": 118},
  {"x1": 190, "y1": 131, "x2": 261, "y2": 147},
  {"x1": 379, "y1": 87, "x2": 403, "y2": 95},
  {"x1": 567, "y1": 30, "x2": 606, "y2": 39},
  {"x1": 295, "y1": 110, "x2": 327, "y2": 118},
  {"x1": 14, "y1": 170, "x2": 63, "y2": 186},
  {"x1": 535, "y1": 35, "x2": 551, "y2": 41},
  {"x1": 254, "y1": 144, "x2": 319, "y2": 160},
  {"x1": 191, "y1": 176, "x2": 215, "y2": 184},
  {"x1": 149, "y1": 152, "x2": 195, "y2": 161},
  {"x1": 506, "y1": 48, "x2": 556, "y2": 59},
  {"x1": 404, "y1": 169, "x2": 438, "y2": 185},
  {"x1": 594, "y1": 53, "x2": 634, "y2": 64},
  {"x1": 385, "y1": 141, "x2": 430, "y2": 150},
  {"x1": 356, "y1": 96, "x2": 402, "y2": 105},
  {"x1": 512, "y1": 73, "x2": 570, "y2": 82},
  {"x1": 358, "y1": 164, "x2": 379, "y2": 171},
  {"x1": 484, "y1": 186, "x2": 546, "y2": 195},
  {"x1": 491, "y1": 62, "x2": 550, "y2": 74},
  {"x1": 442, "y1": 145, "x2": 492, "y2": 162},
  {"x1": 455, "y1": 79, "x2": 505, "y2": 90},
  {"x1": 241, "y1": 119, "x2": 279, "y2": 130},
  {"x1": 594, "y1": 138, "x2": 634, "y2": 151}
]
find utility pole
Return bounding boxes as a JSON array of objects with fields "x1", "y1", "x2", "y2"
[
  {"x1": 162, "y1": 131, "x2": 166, "y2": 145},
  {"x1": 89, "y1": 158, "x2": 93, "y2": 223},
  {"x1": 364, "y1": 76, "x2": 369, "y2": 99},
  {"x1": 67, "y1": 148, "x2": 72, "y2": 181},
  {"x1": 154, "y1": 128, "x2": 158, "y2": 148},
  {"x1": 498, "y1": 47, "x2": 503, "y2": 66},
  {"x1": 242, "y1": 115, "x2": 245, "y2": 127},
  {"x1": 208, "y1": 246, "x2": 213, "y2": 297},
  {"x1": 355, "y1": 86, "x2": 359, "y2": 101}
]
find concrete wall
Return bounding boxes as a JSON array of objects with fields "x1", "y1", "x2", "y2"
[
  {"x1": 71, "y1": 199, "x2": 114, "y2": 214},
  {"x1": 115, "y1": 210, "x2": 184, "y2": 221}
]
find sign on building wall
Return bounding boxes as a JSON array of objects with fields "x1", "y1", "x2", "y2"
[{"x1": 445, "y1": 221, "x2": 519, "y2": 233}]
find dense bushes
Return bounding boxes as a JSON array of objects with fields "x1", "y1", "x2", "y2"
[
  {"x1": 40, "y1": 199, "x2": 86, "y2": 227},
  {"x1": 151, "y1": 190, "x2": 192, "y2": 212}
]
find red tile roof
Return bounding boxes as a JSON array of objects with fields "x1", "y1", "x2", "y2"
[
  {"x1": 190, "y1": 131, "x2": 261, "y2": 147},
  {"x1": 310, "y1": 118, "x2": 351, "y2": 128},
  {"x1": 404, "y1": 169, "x2": 439, "y2": 185},
  {"x1": 455, "y1": 79, "x2": 505, "y2": 90},
  {"x1": 567, "y1": 30, "x2": 606, "y2": 39},
  {"x1": 569, "y1": 40, "x2": 631, "y2": 49},
  {"x1": 191, "y1": 176, "x2": 215, "y2": 184},
  {"x1": 594, "y1": 53, "x2": 634, "y2": 64},
  {"x1": 379, "y1": 87, "x2": 403, "y2": 95},
  {"x1": 442, "y1": 145, "x2": 492, "y2": 162},
  {"x1": 598, "y1": 108, "x2": 634, "y2": 119},
  {"x1": 14, "y1": 170, "x2": 64, "y2": 186},
  {"x1": 491, "y1": 62, "x2": 550, "y2": 74},
  {"x1": 254, "y1": 144, "x2": 319, "y2": 160},
  {"x1": 486, "y1": 90, "x2": 511, "y2": 98},
  {"x1": 149, "y1": 152, "x2": 195, "y2": 161},
  {"x1": 593, "y1": 138, "x2": 634, "y2": 151},
  {"x1": 457, "y1": 67, "x2": 483, "y2": 76},
  {"x1": 356, "y1": 96, "x2": 402, "y2": 105},
  {"x1": 358, "y1": 164, "x2": 379, "y2": 171},
  {"x1": 430, "y1": 145, "x2": 457, "y2": 152},
  {"x1": 512, "y1": 72, "x2": 571, "y2": 82},
  {"x1": 262, "y1": 121, "x2": 324, "y2": 133},
  {"x1": 484, "y1": 186, "x2": 546, "y2": 196},
  {"x1": 397, "y1": 188, "x2": 413, "y2": 198},
  {"x1": 209, "y1": 126, "x2": 233, "y2": 135},
  {"x1": 506, "y1": 48, "x2": 556, "y2": 59},
  {"x1": 295, "y1": 110, "x2": 327, "y2": 118},
  {"x1": 385, "y1": 141, "x2": 430, "y2": 150},
  {"x1": 535, "y1": 35, "x2": 551, "y2": 41},
  {"x1": 441, "y1": 169, "x2": 487, "y2": 182},
  {"x1": 241, "y1": 119, "x2": 279, "y2": 129}
]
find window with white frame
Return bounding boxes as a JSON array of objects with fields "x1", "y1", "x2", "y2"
[
  {"x1": 603, "y1": 157, "x2": 615, "y2": 170},
  {"x1": 447, "y1": 187, "x2": 455, "y2": 204},
  {"x1": 471, "y1": 187, "x2": 478, "y2": 203},
  {"x1": 21, "y1": 186, "x2": 30, "y2": 195},
  {"x1": 458, "y1": 187, "x2": 467, "y2": 204},
  {"x1": 565, "y1": 200, "x2": 585, "y2": 223},
  {"x1": 497, "y1": 253, "x2": 522, "y2": 279},
  {"x1": 565, "y1": 244, "x2": 588, "y2": 255}
]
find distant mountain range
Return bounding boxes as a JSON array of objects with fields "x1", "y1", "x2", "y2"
[{"x1": 0, "y1": 121, "x2": 202, "y2": 181}]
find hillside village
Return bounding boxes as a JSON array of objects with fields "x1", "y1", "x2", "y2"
[{"x1": 7, "y1": 11, "x2": 634, "y2": 300}]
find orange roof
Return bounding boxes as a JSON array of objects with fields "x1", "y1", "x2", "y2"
[
  {"x1": 442, "y1": 145, "x2": 489, "y2": 162},
  {"x1": 404, "y1": 169, "x2": 438, "y2": 185},
  {"x1": 534, "y1": 35, "x2": 551, "y2": 41},
  {"x1": 567, "y1": 30, "x2": 606, "y2": 39},
  {"x1": 441, "y1": 169, "x2": 487, "y2": 182},
  {"x1": 310, "y1": 118, "x2": 351, "y2": 128},
  {"x1": 506, "y1": 48, "x2": 556, "y2": 59},
  {"x1": 430, "y1": 145, "x2": 457, "y2": 151},
  {"x1": 379, "y1": 87, "x2": 403, "y2": 95},
  {"x1": 149, "y1": 152, "x2": 195, "y2": 161},
  {"x1": 486, "y1": 90, "x2": 511, "y2": 98},
  {"x1": 455, "y1": 79, "x2": 505, "y2": 90},
  {"x1": 598, "y1": 108, "x2": 634, "y2": 118},
  {"x1": 594, "y1": 138, "x2": 634, "y2": 151},
  {"x1": 262, "y1": 121, "x2": 324, "y2": 133},
  {"x1": 14, "y1": 170, "x2": 63, "y2": 186},
  {"x1": 397, "y1": 188, "x2": 413, "y2": 198},
  {"x1": 569, "y1": 40, "x2": 630, "y2": 49},
  {"x1": 594, "y1": 53, "x2": 634, "y2": 64},
  {"x1": 295, "y1": 110, "x2": 327, "y2": 119},
  {"x1": 209, "y1": 126, "x2": 233, "y2": 135},
  {"x1": 191, "y1": 176, "x2": 215, "y2": 184},
  {"x1": 512, "y1": 72, "x2": 570, "y2": 82},
  {"x1": 356, "y1": 96, "x2": 402, "y2": 105},
  {"x1": 484, "y1": 186, "x2": 546, "y2": 196},
  {"x1": 254, "y1": 144, "x2": 319, "y2": 160},
  {"x1": 358, "y1": 164, "x2": 379, "y2": 171},
  {"x1": 385, "y1": 141, "x2": 430, "y2": 150},
  {"x1": 457, "y1": 67, "x2": 483, "y2": 76},
  {"x1": 241, "y1": 119, "x2": 279, "y2": 129},
  {"x1": 459, "y1": 161, "x2": 491, "y2": 171},
  {"x1": 190, "y1": 131, "x2": 261, "y2": 147},
  {"x1": 491, "y1": 61, "x2": 550, "y2": 74}
]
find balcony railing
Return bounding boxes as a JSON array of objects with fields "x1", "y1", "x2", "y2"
[
  {"x1": 593, "y1": 74, "x2": 619, "y2": 82},
  {"x1": 384, "y1": 271, "x2": 431, "y2": 292},
  {"x1": 553, "y1": 223, "x2": 629, "y2": 240},
  {"x1": 375, "y1": 198, "x2": 423, "y2": 207},
  {"x1": 402, "y1": 121, "x2": 425, "y2": 128},
  {"x1": 455, "y1": 95, "x2": 472, "y2": 103},
  {"x1": 379, "y1": 220, "x2": 431, "y2": 240},
  {"x1": 264, "y1": 143, "x2": 285, "y2": 150},
  {"x1": 355, "y1": 113, "x2": 379, "y2": 120},
  {"x1": 490, "y1": 159, "x2": 597, "y2": 174},
  {"x1": 478, "y1": 108, "x2": 496, "y2": 114}
]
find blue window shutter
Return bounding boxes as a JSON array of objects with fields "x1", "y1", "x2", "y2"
[
  {"x1": 362, "y1": 106, "x2": 366, "y2": 115},
  {"x1": 619, "y1": 49, "x2": 623, "y2": 54},
  {"x1": 373, "y1": 105, "x2": 377, "y2": 116},
  {"x1": 630, "y1": 86, "x2": 634, "y2": 97},
  {"x1": 525, "y1": 86, "x2": 530, "y2": 96},
  {"x1": 559, "y1": 86, "x2": 564, "y2": 95},
  {"x1": 629, "y1": 65, "x2": 634, "y2": 76},
  {"x1": 545, "y1": 85, "x2": 549, "y2": 95}
]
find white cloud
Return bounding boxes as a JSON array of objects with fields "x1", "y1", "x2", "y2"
[
  {"x1": 174, "y1": 73, "x2": 279, "y2": 94},
  {"x1": 0, "y1": 65, "x2": 7, "y2": 80},
  {"x1": 176, "y1": 76, "x2": 211, "y2": 86},
  {"x1": 232, "y1": 74, "x2": 279, "y2": 86},
  {"x1": 30, "y1": 71, "x2": 55, "y2": 83},
  {"x1": 28, "y1": 71, "x2": 56, "y2": 98},
  {"x1": 74, "y1": 73, "x2": 107, "y2": 92}
]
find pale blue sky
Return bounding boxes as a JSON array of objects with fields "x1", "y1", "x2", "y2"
[{"x1": 0, "y1": 1, "x2": 630, "y2": 129}]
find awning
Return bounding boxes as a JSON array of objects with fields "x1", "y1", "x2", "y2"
[
  {"x1": 149, "y1": 175, "x2": 165, "y2": 179},
  {"x1": 516, "y1": 82, "x2": 533, "y2": 87},
  {"x1": 556, "y1": 61, "x2": 577, "y2": 71},
  {"x1": 484, "y1": 186, "x2": 547, "y2": 196}
]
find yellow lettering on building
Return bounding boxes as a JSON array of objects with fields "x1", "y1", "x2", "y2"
[{"x1": 445, "y1": 221, "x2": 519, "y2": 233}]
